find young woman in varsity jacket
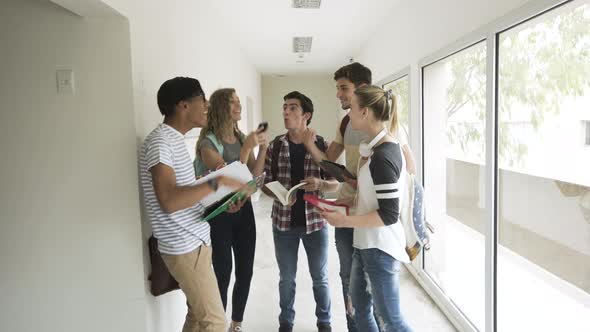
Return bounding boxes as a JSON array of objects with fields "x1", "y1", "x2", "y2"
[
  {"x1": 194, "y1": 88, "x2": 267, "y2": 332},
  {"x1": 321, "y1": 85, "x2": 414, "y2": 332}
]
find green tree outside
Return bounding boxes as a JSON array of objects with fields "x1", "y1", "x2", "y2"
[{"x1": 445, "y1": 4, "x2": 590, "y2": 167}]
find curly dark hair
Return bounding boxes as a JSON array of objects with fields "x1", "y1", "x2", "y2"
[{"x1": 196, "y1": 88, "x2": 246, "y2": 152}]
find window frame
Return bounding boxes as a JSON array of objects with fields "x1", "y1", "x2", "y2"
[
  {"x1": 414, "y1": 1, "x2": 577, "y2": 331},
  {"x1": 377, "y1": 67, "x2": 412, "y2": 144}
]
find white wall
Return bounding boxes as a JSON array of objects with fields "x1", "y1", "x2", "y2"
[
  {"x1": 0, "y1": 1, "x2": 145, "y2": 331},
  {"x1": 99, "y1": 1, "x2": 263, "y2": 331},
  {"x1": 102, "y1": 0, "x2": 263, "y2": 141},
  {"x1": 261, "y1": 75, "x2": 343, "y2": 143}
]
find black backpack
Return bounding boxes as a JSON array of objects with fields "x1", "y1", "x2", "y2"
[
  {"x1": 271, "y1": 135, "x2": 327, "y2": 181},
  {"x1": 339, "y1": 114, "x2": 350, "y2": 139}
]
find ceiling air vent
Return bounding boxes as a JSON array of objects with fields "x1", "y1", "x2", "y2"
[
  {"x1": 293, "y1": 37, "x2": 312, "y2": 53},
  {"x1": 292, "y1": 0, "x2": 321, "y2": 9}
]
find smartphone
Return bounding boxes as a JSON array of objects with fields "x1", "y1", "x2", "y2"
[{"x1": 257, "y1": 122, "x2": 269, "y2": 133}]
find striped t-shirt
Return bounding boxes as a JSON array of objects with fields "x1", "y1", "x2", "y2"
[{"x1": 140, "y1": 123, "x2": 209, "y2": 255}]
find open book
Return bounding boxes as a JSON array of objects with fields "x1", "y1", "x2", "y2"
[
  {"x1": 265, "y1": 181, "x2": 307, "y2": 206},
  {"x1": 303, "y1": 194, "x2": 349, "y2": 216},
  {"x1": 319, "y1": 160, "x2": 356, "y2": 182}
]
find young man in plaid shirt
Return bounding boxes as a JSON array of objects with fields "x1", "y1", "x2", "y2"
[{"x1": 262, "y1": 91, "x2": 339, "y2": 332}]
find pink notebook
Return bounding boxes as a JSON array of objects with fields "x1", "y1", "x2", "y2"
[{"x1": 303, "y1": 194, "x2": 349, "y2": 216}]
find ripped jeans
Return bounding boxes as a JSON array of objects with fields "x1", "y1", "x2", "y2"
[
  {"x1": 350, "y1": 248, "x2": 413, "y2": 332},
  {"x1": 335, "y1": 227, "x2": 358, "y2": 332}
]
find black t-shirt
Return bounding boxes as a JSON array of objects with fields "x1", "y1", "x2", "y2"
[{"x1": 289, "y1": 139, "x2": 307, "y2": 229}]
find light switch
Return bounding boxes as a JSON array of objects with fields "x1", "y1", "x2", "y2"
[{"x1": 56, "y1": 69, "x2": 75, "y2": 95}]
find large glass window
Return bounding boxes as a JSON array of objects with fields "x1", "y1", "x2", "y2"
[
  {"x1": 497, "y1": 1, "x2": 590, "y2": 330},
  {"x1": 420, "y1": 1, "x2": 590, "y2": 330},
  {"x1": 422, "y1": 41, "x2": 487, "y2": 330}
]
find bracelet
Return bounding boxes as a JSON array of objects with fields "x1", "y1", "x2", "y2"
[{"x1": 207, "y1": 178, "x2": 219, "y2": 191}]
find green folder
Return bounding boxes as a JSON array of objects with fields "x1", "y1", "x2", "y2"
[{"x1": 203, "y1": 179, "x2": 257, "y2": 222}]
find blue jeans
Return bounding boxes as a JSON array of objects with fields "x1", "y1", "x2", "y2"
[
  {"x1": 350, "y1": 248, "x2": 413, "y2": 332},
  {"x1": 335, "y1": 227, "x2": 358, "y2": 332},
  {"x1": 273, "y1": 226, "x2": 331, "y2": 327}
]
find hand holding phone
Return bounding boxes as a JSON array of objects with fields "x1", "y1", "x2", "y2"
[{"x1": 257, "y1": 122, "x2": 269, "y2": 133}]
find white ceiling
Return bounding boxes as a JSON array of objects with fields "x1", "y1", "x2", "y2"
[{"x1": 208, "y1": 0, "x2": 403, "y2": 75}]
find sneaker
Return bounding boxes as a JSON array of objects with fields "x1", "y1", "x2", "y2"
[
  {"x1": 278, "y1": 322, "x2": 293, "y2": 332},
  {"x1": 317, "y1": 322, "x2": 332, "y2": 332},
  {"x1": 228, "y1": 326, "x2": 242, "y2": 332}
]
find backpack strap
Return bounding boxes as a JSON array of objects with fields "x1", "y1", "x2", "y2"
[
  {"x1": 206, "y1": 132, "x2": 225, "y2": 156},
  {"x1": 339, "y1": 114, "x2": 350, "y2": 139},
  {"x1": 315, "y1": 136, "x2": 327, "y2": 179},
  {"x1": 271, "y1": 136, "x2": 283, "y2": 181},
  {"x1": 194, "y1": 133, "x2": 225, "y2": 177}
]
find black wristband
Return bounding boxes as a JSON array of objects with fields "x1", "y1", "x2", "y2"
[{"x1": 207, "y1": 178, "x2": 219, "y2": 191}]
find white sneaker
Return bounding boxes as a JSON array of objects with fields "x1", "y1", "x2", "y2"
[{"x1": 228, "y1": 326, "x2": 242, "y2": 332}]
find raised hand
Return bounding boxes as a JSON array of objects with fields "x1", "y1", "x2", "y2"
[
  {"x1": 244, "y1": 131, "x2": 260, "y2": 150},
  {"x1": 256, "y1": 131, "x2": 268, "y2": 147},
  {"x1": 303, "y1": 128, "x2": 317, "y2": 148}
]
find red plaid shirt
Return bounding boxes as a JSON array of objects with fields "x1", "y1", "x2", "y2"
[{"x1": 264, "y1": 133, "x2": 330, "y2": 233}]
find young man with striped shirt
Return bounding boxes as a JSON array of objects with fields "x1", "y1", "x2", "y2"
[{"x1": 140, "y1": 77, "x2": 244, "y2": 332}]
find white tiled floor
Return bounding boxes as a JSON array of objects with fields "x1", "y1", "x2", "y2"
[{"x1": 232, "y1": 194, "x2": 456, "y2": 332}]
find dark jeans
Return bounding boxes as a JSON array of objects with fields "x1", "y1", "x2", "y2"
[
  {"x1": 335, "y1": 227, "x2": 358, "y2": 332},
  {"x1": 272, "y1": 225, "x2": 331, "y2": 327},
  {"x1": 210, "y1": 200, "x2": 256, "y2": 322}
]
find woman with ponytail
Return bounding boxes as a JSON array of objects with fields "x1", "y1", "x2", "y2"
[
  {"x1": 321, "y1": 85, "x2": 413, "y2": 332},
  {"x1": 388, "y1": 93, "x2": 429, "y2": 259}
]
